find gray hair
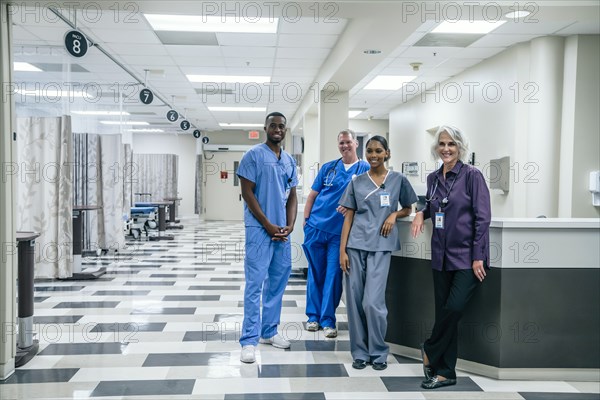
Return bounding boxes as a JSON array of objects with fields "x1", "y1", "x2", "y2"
[
  {"x1": 338, "y1": 129, "x2": 357, "y2": 140},
  {"x1": 430, "y1": 125, "x2": 470, "y2": 162}
]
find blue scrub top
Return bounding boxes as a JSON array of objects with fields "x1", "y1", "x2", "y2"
[
  {"x1": 307, "y1": 159, "x2": 370, "y2": 236},
  {"x1": 237, "y1": 143, "x2": 298, "y2": 228}
]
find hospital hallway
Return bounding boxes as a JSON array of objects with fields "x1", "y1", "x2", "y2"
[{"x1": 0, "y1": 218, "x2": 598, "y2": 400}]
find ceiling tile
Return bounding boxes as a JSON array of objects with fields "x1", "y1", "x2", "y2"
[
  {"x1": 276, "y1": 47, "x2": 330, "y2": 59},
  {"x1": 278, "y1": 19, "x2": 347, "y2": 35},
  {"x1": 278, "y1": 34, "x2": 339, "y2": 48},
  {"x1": 216, "y1": 33, "x2": 277, "y2": 47}
]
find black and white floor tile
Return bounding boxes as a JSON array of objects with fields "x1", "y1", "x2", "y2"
[{"x1": 1, "y1": 218, "x2": 599, "y2": 399}]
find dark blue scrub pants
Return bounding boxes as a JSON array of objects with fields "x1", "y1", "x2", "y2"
[
  {"x1": 302, "y1": 224, "x2": 342, "y2": 328},
  {"x1": 240, "y1": 227, "x2": 292, "y2": 346}
]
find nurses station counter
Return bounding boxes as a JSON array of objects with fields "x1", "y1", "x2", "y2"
[{"x1": 387, "y1": 217, "x2": 600, "y2": 380}]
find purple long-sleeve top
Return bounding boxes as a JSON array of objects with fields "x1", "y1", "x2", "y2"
[{"x1": 421, "y1": 160, "x2": 491, "y2": 271}]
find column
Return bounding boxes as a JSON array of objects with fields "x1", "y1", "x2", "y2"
[
  {"x1": 319, "y1": 89, "x2": 349, "y2": 163},
  {"x1": 0, "y1": 2, "x2": 17, "y2": 379},
  {"x1": 302, "y1": 113, "x2": 319, "y2": 195},
  {"x1": 526, "y1": 37, "x2": 564, "y2": 217}
]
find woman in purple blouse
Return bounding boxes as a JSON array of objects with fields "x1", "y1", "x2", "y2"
[{"x1": 411, "y1": 126, "x2": 491, "y2": 390}]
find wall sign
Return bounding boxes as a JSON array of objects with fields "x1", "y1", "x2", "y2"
[
  {"x1": 167, "y1": 110, "x2": 179, "y2": 122},
  {"x1": 139, "y1": 88, "x2": 153, "y2": 104},
  {"x1": 64, "y1": 30, "x2": 89, "y2": 58}
]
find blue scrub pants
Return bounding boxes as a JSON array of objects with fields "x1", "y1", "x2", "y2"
[
  {"x1": 302, "y1": 224, "x2": 342, "y2": 328},
  {"x1": 240, "y1": 226, "x2": 292, "y2": 346},
  {"x1": 344, "y1": 248, "x2": 391, "y2": 364}
]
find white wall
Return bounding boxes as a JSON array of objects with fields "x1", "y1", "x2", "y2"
[
  {"x1": 132, "y1": 133, "x2": 197, "y2": 216},
  {"x1": 389, "y1": 35, "x2": 600, "y2": 218},
  {"x1": 570, "y1": 36, "x2": 600, "y2": 217},
  {"x1": 349, "y1": 119, "x2": 389, "y2": 137}
]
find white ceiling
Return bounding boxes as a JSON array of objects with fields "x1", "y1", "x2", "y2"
[{"x1": 9, "y1": 1, "x2": 600, "y2": 134}]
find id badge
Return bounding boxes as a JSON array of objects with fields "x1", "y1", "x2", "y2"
[
  {"x1": 435, "y1": 212, "x2": 445, "y2": 229},
  {"x1": 380, "y1": 192, "x2": 390, "y2": 207}
]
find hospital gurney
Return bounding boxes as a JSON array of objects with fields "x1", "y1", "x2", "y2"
[{"x1": 129, "y1": 206, "x2": 158, "y2": 240}]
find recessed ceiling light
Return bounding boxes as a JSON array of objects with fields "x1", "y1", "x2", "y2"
[
  {"x1": 349, "y1": 110, "x2": 362, "y2": 118},
  {"x1": 14, "y1": 62, "x2": 42, "y2": 72},
  {"x1": 72, "y1": 111, "x2": 130, "y2": 116},
  {"x1": 208, "y1": 107, "x2": 266, "y2": 112},
  {"x1": 187, "y1": 75, "x2": 270, "y2": 84},
  {"x1": 144, "y1": 14, "x2": 278, "y2": 33},
  {"x1": 505, "y1": 10, "x2": 531, "y2": 19},
  {"x1": 432, "y1": 20, "x2": 506, "y2": 34},
  {"x1": 100, "y1": 121, "x2": 149, "y2": 125},
  {"x1": 364, "y1": 76, "x2": 416, "y2": 90},
  {"x1": 363, "y1": 49, "x2": 381, "y2": 55},
  {"x1": 219, "y1": 123, "x2": 263, "y2": 127}
]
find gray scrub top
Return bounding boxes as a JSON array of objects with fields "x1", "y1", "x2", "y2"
[{"x1": 339, "y1": 170, "x2": 417, "y2": 252}]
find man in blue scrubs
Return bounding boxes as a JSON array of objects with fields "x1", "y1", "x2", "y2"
[
  {"x1": 303, "y1": 130, "x2": 369, "y2": 337},
  {"x1": 237, "y1": 112, "x2": 298, "y2": 364}
]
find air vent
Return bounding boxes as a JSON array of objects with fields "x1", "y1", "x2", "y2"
[
  {"x1": 156, "y1": 31, "x2": 218, "y2": 46},
  {"x1": 414, "y1": 33, "x2": 483, "y2": 47},
  {"x1": 33, "y1": 63, "x2": 89, "y2": 72}
]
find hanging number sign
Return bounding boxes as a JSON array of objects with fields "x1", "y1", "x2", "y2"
[
  {"x1": 167, "y1": 110, "x2": 179, "y2": 122},
  {"x1": 64, "y1": 30, "x2": 89, "y2": 58},
  {"x1": 180, "y1": 120, "x2": 190, "y2": 130},
  {"x1": 202, "y1": 136, "x2": 209, "y2": 144},
  {"x1": 193, "y1": 130, "x2": 201, "y2": 138},
  {"x1": 139, "y1": 88, "x2": 153, "y2": 104}
]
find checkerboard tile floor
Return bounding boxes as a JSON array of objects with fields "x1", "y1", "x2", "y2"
[{"x1": 1, "y1": 218, "x2": 598, "y2": 399}]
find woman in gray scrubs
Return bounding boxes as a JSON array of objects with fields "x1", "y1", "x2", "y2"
[{"x1": 339, "y1": 135, "x2": 417, "y2": 371}]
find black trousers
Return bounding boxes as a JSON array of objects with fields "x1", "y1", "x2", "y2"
[{"x1": 424, "y1": 268, "x2": 479, "y2": 379}]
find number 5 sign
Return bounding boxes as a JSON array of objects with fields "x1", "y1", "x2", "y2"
[{"x1": 64, "y1": 30, "x2": 89, "y2": 58}]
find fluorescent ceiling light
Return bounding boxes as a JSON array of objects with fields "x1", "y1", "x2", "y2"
[
  {"x1": 187, "y1": 75, "x2": 270, "y2": 84},
  {"x1": 349, "y1": 110, "x2": 362, "y2": 118},
  {"x1": 219, "y1": 123, "x2": 263, "y2": 127},
  {"x1": 208, "y1": 107, "x2": 266, "y2": 112},
  {"x1": 100, "y1": 121, "x2": 149, "y2": 125},
  {"x1": 505, "y1": 10, "x2": 531, "y2": 19},
  {"x1": 127, "y1": 128, "x2": 164, "y2": 132},
  {"x1": 145, "y1": 14, "x2": 278, "y2": 33},
  {"x1": 72, "y1": 111, "x2": 130, "y2": 116},
  {"x1": 16, "y1": 89, "x2": 89, "y2": 97},
  {"x1": 14, "y1": 62, "x2": 42, "y2": 72},
  {"x1": 364, "y1": 76, "x2": 416, "y2": 90},
  {"x1": 432, "y1": 20, "x2": 506, "y2": 34}
]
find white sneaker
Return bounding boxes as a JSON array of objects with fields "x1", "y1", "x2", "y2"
[
  {"x1": 259, "y1": 334, "x2": 291, "y2": 349},
  {"x1": 323, "y1": 327, "x2": 338, "y2": 338},
  {"x1": 240, "y1": 345, "x2": 256, "y2": 363},
  {"x1": 306, "y1": 321, "x2": 319, "y2": 332}
]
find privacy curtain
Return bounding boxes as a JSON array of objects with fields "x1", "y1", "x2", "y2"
[
  {"x1": 16, "y1": 116, "x2": 73, "y2": 279},
  {"x1": 123, "y1": 144, "x2": 133, "y2": 215},
  {"x1": 73, "y1": 133, "x2": 125, "y2": 252},
  {"x1": 132, "y1": 154, "x2": 178, "y2": 202}
]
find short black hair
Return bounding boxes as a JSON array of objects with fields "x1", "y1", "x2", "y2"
[{"x1": 265, "y1": 112, "x2": 286, "y2": 125}]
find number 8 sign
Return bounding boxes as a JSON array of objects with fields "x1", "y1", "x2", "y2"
[{"x1": 64, "y1": 30, "x2": 89, "y2": 58}]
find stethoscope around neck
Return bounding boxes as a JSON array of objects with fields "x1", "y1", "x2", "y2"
[
  {"x1": 424, "y1": 163, "x2": 464, "y2": 207},
  {"x1": 323, "y1": 158, "x2": 342, "y2": 187}
]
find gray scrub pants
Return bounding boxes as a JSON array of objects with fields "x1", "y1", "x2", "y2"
[{"x1": 344, "y1": 248, "x2": 392, "y2": 363}]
